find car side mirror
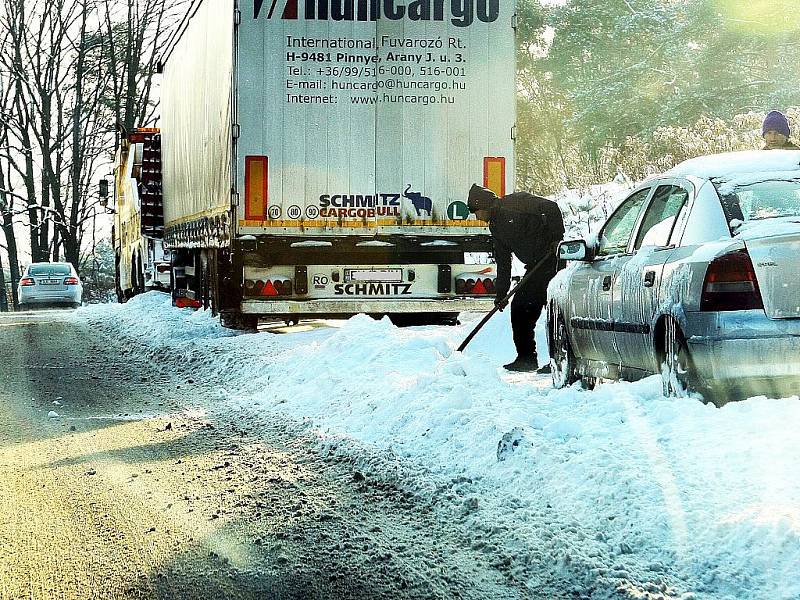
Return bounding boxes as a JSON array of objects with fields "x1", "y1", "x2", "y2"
[{"x1": 558, "y1": 239, "x2": 591, "y2": 261}]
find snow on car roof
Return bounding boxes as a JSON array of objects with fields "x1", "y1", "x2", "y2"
[{"x1": 666, "y1": 150, "x2": 800, "y2": 179}]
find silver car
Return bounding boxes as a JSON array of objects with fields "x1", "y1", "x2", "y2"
[
  {"x1": 547, "y1": 150, "x2": 800, "y2": 404},
  {"x1": 17, "y1": 262, "x2": 83, "y2": 309}
]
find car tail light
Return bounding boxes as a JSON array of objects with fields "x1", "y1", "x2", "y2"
[
  {"x1": 244, "y1": 278, "x2": 292, "y2": 297},
  {"x1": 455, "y1": 274, "x2": 496, "y2": 295},
  {"x1": 20, "y1": 277, "x2": 36, "y2": 286},
  {"x1": 64, "y1": 277, "x2": 79, "y2": 285},
  {"x1": 701, "y1": 249, "x2": 763, "y2": 311}
]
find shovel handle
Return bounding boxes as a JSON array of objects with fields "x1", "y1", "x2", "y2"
[{"x1": 456, "y1": 253, "x2": 552, "y2": 353}]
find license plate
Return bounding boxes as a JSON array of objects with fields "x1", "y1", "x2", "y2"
[
  {"x1": 344, "y1": 269, "x2": 402, "y2": 283},
  {"x1": 41, "y1": 279, "x2": 61, "y2": 285}
]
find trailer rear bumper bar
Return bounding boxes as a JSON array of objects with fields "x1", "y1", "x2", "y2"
[{"x1": 240, "y1": 298, "x2": 494, "y2": 314}]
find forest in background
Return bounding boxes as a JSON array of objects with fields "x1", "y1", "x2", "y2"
[
  {"x1": 516, "y1": 0, "x2": 800, "y2": 194},
  {"x1": 2, "y1": 0, "x2": 799, "y2": 307}
]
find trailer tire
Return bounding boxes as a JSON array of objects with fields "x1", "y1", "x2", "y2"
[
  {"x1": 220, "y1": 311, "x2": 259, "y2": 331},
  {"x1": 114, "y1": 253, "x2": 124, "y2": 303}
]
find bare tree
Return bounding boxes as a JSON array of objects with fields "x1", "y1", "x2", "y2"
[
  {"x1": 102, "y1": 0, "x2": 187, "y2": 142},
  {"x1": 0, "y1": 0, "x2": 181, "y2": 276},
  {"x1": 0, "y1": 25, "x2": 22, "y2": 305}
]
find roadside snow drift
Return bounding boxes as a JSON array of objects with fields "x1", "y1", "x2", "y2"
[{"x1": 76, "y1": 294, "x2": 800, "y2": 600}]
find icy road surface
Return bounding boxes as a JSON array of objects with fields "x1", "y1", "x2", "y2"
[
  {"x1": 3, "y1": 295, "x2": 798, "y2": 599},
  {"x1": 0, "y1": 309, "x2": 525, "y2": 599}
]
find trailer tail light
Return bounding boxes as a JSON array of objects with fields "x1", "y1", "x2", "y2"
[
  {"x1": 275, "y1": 279, "x2": 292, "y2": 295},
  {"x1": 64, "y1": 277, "x2": 80, "y2": 285},
  {"x1": 261, "y1": 280, "x2": 278, "y2": 296},
  {"x1": 245, "y1": 156, "x2": 268, "y2": 220},
  {"x1": 483, "y1": 157, "x2": 506, "y2": 198},
  {"x1": 243, "y1": 277, "x2": 292, "y2": 297},
  {"x1": 20, "y1": 277, "x2": 35, "y2": 286},
  {"x1": 455, "y1": 274, "x2": 496, "y2": 295},
  {"x1": 175, "y1": 297, "x2": 202, "y2": 309},
  {"x1": 173, "y1": 288, "x2": 202, "y2": 309},
  {"x1": 701, "y1": 248, "x2": 763, "y2": 312}
]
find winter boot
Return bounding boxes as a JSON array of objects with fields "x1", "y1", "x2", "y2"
[
  {"x1": 503, "y1": 356, "x2": 538, "y2": 372},
  {"x1": 536, "y1": 362, "x2": 552, "y2": 375}
]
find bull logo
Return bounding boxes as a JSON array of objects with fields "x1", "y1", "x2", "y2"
[{"x1": 403, "y1": 184, "x2": 432, "y2": 217}]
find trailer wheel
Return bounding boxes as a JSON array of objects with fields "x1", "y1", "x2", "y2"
[
  {"x1": 136, "y1": 250, "x2": 146, "y2": 293},
  {"x1": 114, "y1": 252, "x2": 124, "y2": 303},
  {"x1": 220, "y1": 311, "x2": 259, "y2": 331}
]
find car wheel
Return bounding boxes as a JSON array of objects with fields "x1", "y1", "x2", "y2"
[
  {"x1": 662, "y1": 319, "x2": 696, "y2": 398},
  {"x1": 550, "y1": 310, "x2": 579, "y2": 389}
]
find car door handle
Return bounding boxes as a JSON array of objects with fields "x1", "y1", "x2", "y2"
[
  {"x1": 602, "y1": 275, "x2": 612, "y2": 291},
  {"x1": 643, "y1": 271, "x2": 656, "y2": 287}
]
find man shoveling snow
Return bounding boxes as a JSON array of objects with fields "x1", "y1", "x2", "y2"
[{"x1": 467, "y1": 184, "x2": 565, "y2": 373}]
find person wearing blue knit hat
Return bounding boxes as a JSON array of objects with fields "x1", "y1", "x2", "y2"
[{"x1": 762, "y1": 110, "x2": 799, "y2": 150}]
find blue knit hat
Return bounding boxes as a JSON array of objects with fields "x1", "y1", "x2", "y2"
[{"x1": 762, "y1": 110, "x2": 790, "y2": 137}]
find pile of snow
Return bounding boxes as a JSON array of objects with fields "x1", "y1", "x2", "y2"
[
  {"x1": 666, "y1": 150, "x2": 800, "y2": 179},
  {"x1": 75, "y1": 294, "x2": 800, "y2": 599},
  {"x1": 551, "y1": 177, "x2": 634, "y2": 239}
]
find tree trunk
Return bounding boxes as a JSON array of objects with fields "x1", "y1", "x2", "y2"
[
  {"x1": 0, "y1": 250, "x2": 8, "y2": 312},
  {"x1": 0, "y1": 221, "x2": 21, "y2": 309}
]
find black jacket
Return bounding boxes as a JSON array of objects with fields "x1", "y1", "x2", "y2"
[{"x1": 489, "y1": 192, "x2": 565, "y2": 298}]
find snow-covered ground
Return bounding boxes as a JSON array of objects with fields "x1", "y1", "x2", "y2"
[{"x1": 75, "y1": 294, "x2": 800, "y2": 599}]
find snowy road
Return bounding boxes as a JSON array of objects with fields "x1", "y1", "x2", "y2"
[
  {"x1": 3, "y1": 298, "x2": 800, "y2": 600},
  {"x1": 0, "y1": 309, "x2": 528, "y2": 599}
]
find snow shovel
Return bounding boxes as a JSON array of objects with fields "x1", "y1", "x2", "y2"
[{"x1": 456, "y1": 253, "x2": 553, "y2": 353}]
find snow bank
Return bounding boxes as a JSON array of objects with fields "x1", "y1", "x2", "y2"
[
  {"x1": 75, "y1": 294, "x2": 800, "y2": 599},
  {"x1": 666, "y1": 150, "x2": 800, "y2": 179}
]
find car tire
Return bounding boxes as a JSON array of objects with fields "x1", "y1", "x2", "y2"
[
  {"x1": 662, "y1": 319, "x2": 698, "y2": 398},
  {"x1": 550, "y1": 310, "x2": 579, "y2": 389}
]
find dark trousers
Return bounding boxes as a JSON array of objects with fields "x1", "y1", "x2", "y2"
[{"x1": 510, "y1": 268, "x2": 552, "y2": 360}]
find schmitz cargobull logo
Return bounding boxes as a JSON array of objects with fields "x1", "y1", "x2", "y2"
[{"x1": 254, "y1": 0, "x2": 499, "y2": 27}]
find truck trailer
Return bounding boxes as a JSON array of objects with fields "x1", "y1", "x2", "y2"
[
  {"x1": 112, "y1": 128, "x2": 171, "y2": 301},
  {"x1": 159, "y1": 0, "x2": 516, "y2": 328}
]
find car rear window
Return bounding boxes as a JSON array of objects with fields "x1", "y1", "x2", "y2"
[
  {"x1": 28, "y1": 264, "x2": 71, "y2": 276},
  {"x1": 714, "y1": 178, "x2": 800, "y2": 224}
]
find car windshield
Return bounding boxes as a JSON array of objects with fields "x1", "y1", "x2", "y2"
[
  {"x1": 28, "y1": 264, "x2": 71, "y2": 276},
  {"x1": 714, "y1": 177, "x2": 800, "y2": 224}
]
